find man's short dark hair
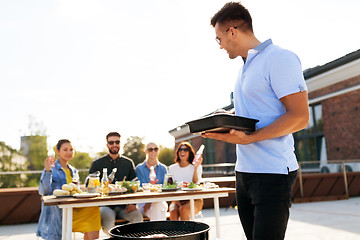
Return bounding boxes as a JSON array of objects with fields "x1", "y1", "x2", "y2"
[
  {"x1": 210, "y1": 2, "x2": 253, "y2": 33},
  {"x1": 106, "y1": 132, "x2": 121, "y2": 140}
]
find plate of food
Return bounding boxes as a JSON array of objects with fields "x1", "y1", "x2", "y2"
[
  {"x1": 161, "y1": 183, "x2": 180, "y2": 192},
  {"x1": 53, "y1": 183, "x2": 83, "y2": 198},
  {"x1": 73, "y1": 193, "x2": 100, "y2": 198},
  {"x1": 53, "y1": 189, "x2": 74, "y2": 198},
  {"x1": 181, "y1": 187, "x2": 203, "y2": 191},
  {"x1": 109, "y1": 184, "x2": 127, "y2": 195},
  {"x1": 161, "y1": 187, "x2": 181, "y2": 192},
  {"x1": 181, "y1": 182, "x2": 203, "y2": 191},
  {"x1": 55, "y1": 194, "x2": 74, "y2": 198}
]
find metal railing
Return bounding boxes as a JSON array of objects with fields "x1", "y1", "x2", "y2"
[
  {"x1": 297, "y1": 160, "x2": 360, "y2": 198},
  {"x1": 202, "y1": 163, "x2": 235, "y2": 176},
  {"x1": 0, "y1": 164, "x2": 237, "y2": 180}
]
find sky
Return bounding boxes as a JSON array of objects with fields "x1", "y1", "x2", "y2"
[{"x1": 1, "y1": 0, "x2": 359, "y2": 156}]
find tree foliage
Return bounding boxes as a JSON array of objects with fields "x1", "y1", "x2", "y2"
[
  {"x1": 122, "y1": 136, "x2": 146, "y2": 166},
  {"x1": 0, "y1": 142, "x2": 27, "y2": 188},
  {"x1": 159, "y1": 145, "x2": 174, "y2": 166},
  {"x1": 20, "y1": 135, "x2": 48, "y2": 187},
  {"x1": 70, "y1": 151, "x2": 94, "y2": 183},
  {"x1": 94, "y1": 148, "x2": 108, "y2": 160},
  {"x1": 22, "y1": 135, "x2": 47, "y2": 170}
]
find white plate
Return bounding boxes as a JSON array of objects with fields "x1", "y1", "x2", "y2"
[
  {"x1": 74, "y1": 193, "x2": 100, "y2": 198},
  {"x1": 161, "y1": 187, "x2": 181, "y2": 192},
  {"x1": 109, "y1": 190, "x2": 126, "y2": 196},
  {"x1": 55, "y1": 195, "x2": 73, "y2": 198},
  {"x1": 181, "y1": 187, "x2": 203, "y2": 191}
]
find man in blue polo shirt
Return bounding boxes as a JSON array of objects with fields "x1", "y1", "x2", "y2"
[{"x1": 203, "y1": 2, "x2": 309, "y2": 240}]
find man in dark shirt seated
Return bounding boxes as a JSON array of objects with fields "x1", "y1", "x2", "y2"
[{"x1": 89, "y1": 132, "x2": 143, "y2": 234}]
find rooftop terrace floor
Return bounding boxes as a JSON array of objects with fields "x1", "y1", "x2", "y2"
[{"x1": 1, "y1": 196, "x2": 359, "y2": 240}]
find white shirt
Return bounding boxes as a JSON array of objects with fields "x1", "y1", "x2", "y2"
[{"x1": 168, "y1": 163, "x2": 202, "y2": 184}]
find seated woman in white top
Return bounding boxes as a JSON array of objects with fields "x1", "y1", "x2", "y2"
[{"x1": 168, "y1": 142, "x2": 203, "y2": 220}]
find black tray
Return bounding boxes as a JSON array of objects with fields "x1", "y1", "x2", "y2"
[{"x1": 186, "y1": 114, "x2": 259, "y2": 133}]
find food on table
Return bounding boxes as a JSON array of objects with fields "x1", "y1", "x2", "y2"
[
  {"x1": 53, "y1": 184, "x2": 82, "y2": 196},
  {"x1": 149, "y1": 184, "x2": 162, "y2": 192},
  {"x1": 109, "y1": 184, "x2": 127, "y2": 193},
  {"x1": 162, "y1": 183, "x2": 178, "y2": 189},
  {"x1": 53, "y1": 189, "x2": 71, "y2": 196},
  {"x1": 176, "y1": 181, "x2": 189, "y2": 188},
  {"x1": 120, "y1": 181, "x2": 139, "y2": 193},
  {"x1": 69, "y1": 182, "x2": 81, "y2": 192},
  {"x1": 188, "y1": 182, "x2": 200, "y2": 189},
  {"x1": 62, "y1": 184, "x2": 73, "y2": 192},
  {"x1": 203, "y1": 182, "x2": 218, "y2": 189}
]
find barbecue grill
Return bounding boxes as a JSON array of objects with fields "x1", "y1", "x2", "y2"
[{"x1": 109, "y1": 221, "x2": 210, "y2": 240}]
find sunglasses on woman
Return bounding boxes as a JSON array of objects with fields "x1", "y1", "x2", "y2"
[{"x1": 179, "y1": 147, "x2": 189, "y2": 152}]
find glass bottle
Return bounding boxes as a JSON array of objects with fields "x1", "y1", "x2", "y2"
[
  {"x1": 108, "y1": 168, "x2": 117, "y2": 183},
  {"x1": 101, "y1": 168, "x2": 109, "y2": 197},
  {"x1": 193, "y1": 145, "x2": 205, "y2": 165},
  {"x1": 149, "y1": 166, "x2": 156, "y2": 184},
  {"x1": 164, "y1": 173, "x2": 174, "y2": 186}
]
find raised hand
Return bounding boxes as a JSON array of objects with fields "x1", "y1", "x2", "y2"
[{"x1": 44, "y1": 156, "x2": 56, "y2": 172}]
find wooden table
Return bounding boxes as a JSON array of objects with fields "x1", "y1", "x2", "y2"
[{"x1": 42, "y1": 187, "x2": 235, "y2": 240}]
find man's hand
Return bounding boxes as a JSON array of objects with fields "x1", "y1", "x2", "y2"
[
  {"x1": 125, "y1": 204, "x2": 137, "y2": 213},
  {"x1": 202, "y1": 129, "x2": 253, "y2": 145},
  {"x1": 202, "y1": 91, "x2": 309, "y2": 144}
]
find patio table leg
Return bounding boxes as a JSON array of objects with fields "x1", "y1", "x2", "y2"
[
  {"x1": 189, "y1": 199, "x2": 195, "y2": 220},
  {"x1": 214, "y1": 196, "x2": 221, "y2": 239},
  {"x1": 62, "y1": 207, "x2": 73, "y2": 240}
]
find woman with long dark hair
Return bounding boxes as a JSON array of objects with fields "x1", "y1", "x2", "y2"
[{"x1": 168, "y1": 142, "x2": 203, "y2": 220}]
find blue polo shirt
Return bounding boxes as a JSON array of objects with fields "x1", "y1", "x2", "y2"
[{"x1": 234, "y1": 39, "x2": 307, "y2": 174}]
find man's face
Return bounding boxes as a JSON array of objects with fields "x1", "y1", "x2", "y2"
[
  {"x1": 145, "y1": 143, "x2": 159, "y2": 161},
  {"x1": 106, "y1": 136, "x2": 120, "y2": 154},
  {"x1": 215, "y1": 23, "x2": 238, "y2": 59}
]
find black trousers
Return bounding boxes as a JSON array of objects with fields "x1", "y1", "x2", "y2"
[{"x1": 235, "y1": 170, "x2": 297, "y2": 240}]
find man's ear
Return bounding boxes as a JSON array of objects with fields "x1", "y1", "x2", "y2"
[{"x1": 230, "y1": 27, "x2": 238, "y2": 39}]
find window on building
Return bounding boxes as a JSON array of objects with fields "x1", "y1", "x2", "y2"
[
  {"x1": 204, "y1": 138, "x2": 216, "y2": 164},
  {"x1": 294, "y1": 104, "x2": 325, "y2": 170}
]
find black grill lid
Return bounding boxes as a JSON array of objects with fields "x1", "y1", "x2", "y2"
[{"x1": 109, "y1": 221, "x2": 210, "y2": 240}]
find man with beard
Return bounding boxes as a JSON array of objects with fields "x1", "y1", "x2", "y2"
[{"x1": 89, "y1": 132, "x2": 143, "y2": 234}]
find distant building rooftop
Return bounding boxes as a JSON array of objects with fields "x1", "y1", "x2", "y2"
[{"x1": 303, "y1": 49, "x2": 360, "y2": 79}]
